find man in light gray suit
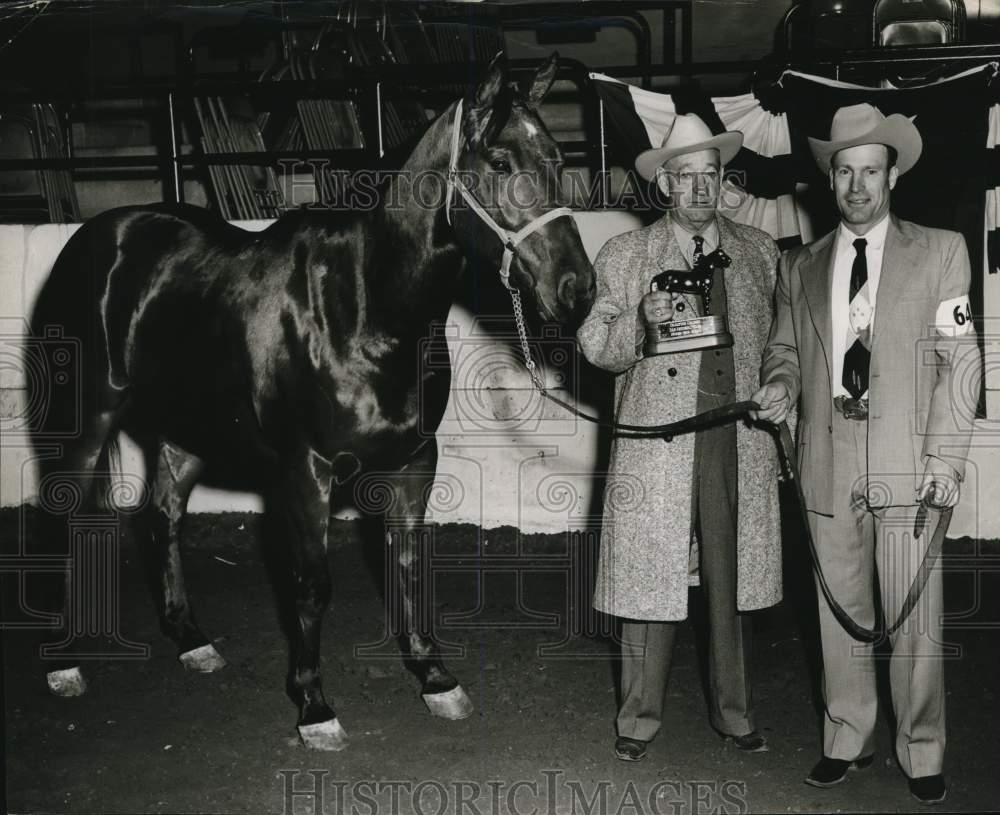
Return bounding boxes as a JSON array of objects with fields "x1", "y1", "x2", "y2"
[{"x1": 752, "y1": 104, "x2": 982, "y2": 805}]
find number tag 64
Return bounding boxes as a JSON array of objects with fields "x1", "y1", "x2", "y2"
[{"x1": 936, "y1": 295, "x2": 973, "y2": 336}]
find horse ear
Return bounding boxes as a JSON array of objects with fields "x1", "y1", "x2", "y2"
[
  {"x1": 525, "y1": 52, "x2": 559, "y2": 110},
  {"x1": 463, "y1": 52, "x2": 506, "y2": 149}
]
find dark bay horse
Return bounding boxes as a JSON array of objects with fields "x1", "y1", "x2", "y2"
[{"x1": 28, "y1": 54, "x2": 595, "y2": 750}]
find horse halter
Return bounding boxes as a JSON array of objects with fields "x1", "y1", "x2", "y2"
[{"x1": 444, "y1": 98, "x2": 573, "y2": 292}]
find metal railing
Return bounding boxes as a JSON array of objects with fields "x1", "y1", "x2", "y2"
[
  {"x1": 0, "y1": 0, "x2": 691, "y2": 215},
  {"x1": 3, "y1": 36, "x2": 1000, "y2": 210}
]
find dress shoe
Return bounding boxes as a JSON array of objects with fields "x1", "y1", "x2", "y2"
[
  {"x1": 614, "y1": 736, "x2": 647, "y2": 762},
  {"x1": 805, "y1": 754, "x2": 874, "y2": 788},
  {"x1": 908, "y1": 774, "x2": 947, "y2": 805},
  {"x1": 720, "y1": 730, "x2": 769, "y2": 752}
]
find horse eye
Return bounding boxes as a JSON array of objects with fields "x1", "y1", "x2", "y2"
[{"x1": 490, "y1": 157, "x2": 512, "y2": 174}]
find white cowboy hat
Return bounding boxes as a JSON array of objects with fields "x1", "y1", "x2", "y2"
[
  {"x1": 808, "y1": 102, "x2": 923, "y2": 175},
  {"x1": 634, "y1": 113, "x2": 743, "y2": 182}
]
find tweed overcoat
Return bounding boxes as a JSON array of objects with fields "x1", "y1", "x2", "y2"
[{"x1": 577, "y1": 212, "x2": 783, "y2": 621}]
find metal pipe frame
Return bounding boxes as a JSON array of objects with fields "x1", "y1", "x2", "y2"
[{"x1": 4, "y1": 18, "x2": 1000, "y2": 209}]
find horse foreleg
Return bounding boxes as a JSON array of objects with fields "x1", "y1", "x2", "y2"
[
  {"x1": 280, "y1": 450, "x2": 346, "y2": 751},
  {"x1": 143, "y1": 441, "x2": 223, "y2": 671},
  {"x1": 389, "y1": 442, "x2": 473, "y2": 721}
]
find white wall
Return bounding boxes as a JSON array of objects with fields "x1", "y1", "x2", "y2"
[{"x1": 2, "y1": 211, "x2": 998, "y2": 539}]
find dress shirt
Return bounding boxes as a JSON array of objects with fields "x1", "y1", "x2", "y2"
[
  {"x1": 831, "y1": 214, "x2": 890, "y2": 400},
  {"x1": 671, "y1": 217, "x2": 719, "y2": 268}
]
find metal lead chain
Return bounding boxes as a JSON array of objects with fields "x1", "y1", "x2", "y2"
[{"x1": 508, "y1": 287, "x2": 545, "y2": 391}]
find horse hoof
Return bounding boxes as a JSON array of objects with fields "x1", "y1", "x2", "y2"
[
  {"x1": 178, "y1": 644, "x2": 226, "y2": 673},
  {"x1": 47, "y1": 666, "x2": 87, "y2": 697},
  {"x1": 298, "y1": 718, "x2": 349, "y2": 751},
  {"x1": 423, "y1": 685, "x2": 474, "y2": 720}
]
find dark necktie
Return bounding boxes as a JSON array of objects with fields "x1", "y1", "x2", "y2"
[
  {"x1": 692, "y1": 234, "x2": 704, "y2": 267},
  {"x1": 843, "y1": 237, "x2": 870, "y2": 399}
]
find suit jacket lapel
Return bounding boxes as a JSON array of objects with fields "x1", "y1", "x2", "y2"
[
  {"x1": 717, "y1": 215, "x2": 736, "y2": 285},
  {"x1": 799, "y1": 230, "x2": 835, "y2": 386},
  {"x1": 646, "y1": 215, "x2": 670, "y2": 265},
  {"x1": 649, "y1": 214, "x2": 684, "y2": 271},
  {"x1": 872, "y1": 216, "x2": 919, "y2": 355}
]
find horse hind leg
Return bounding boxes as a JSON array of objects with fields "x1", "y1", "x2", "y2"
[
  {"x1": 38, "y1": 409, "x2": 119, "y2": 697},
  {"x1": 143, "y1": 440, "x2": 224, "y2": 672},
  {"x1": 276, "y1": 449, "x2": 346, "y2": 750}
]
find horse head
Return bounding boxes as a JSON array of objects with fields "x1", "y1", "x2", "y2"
[{"x1": 446, "y1": 54, "x2": 596, "y2": 329}]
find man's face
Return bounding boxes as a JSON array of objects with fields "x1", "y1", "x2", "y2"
[
  {"x1": 657, "y1": 149, "x2": 720, "y2": 227},
  {"x1": 829, "y1": 143, "x2": 898, "y2": 233}
]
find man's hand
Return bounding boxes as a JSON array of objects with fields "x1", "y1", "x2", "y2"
[
  {"x1": 640, "y1": 291, "x2": 680, "y2": 327},
  {"x1": 917, "y1": 456, "x2": 960, "y2": 508},
  {"x1": 750, "y1": 382, "x2": 791, "y2": 424}
]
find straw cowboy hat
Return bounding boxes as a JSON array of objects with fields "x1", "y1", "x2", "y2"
[
  {"x1": 635, "y1": 113, "x2": 743, "y2": 181},
  {"x1": 808, "y1": 103, "x2": 923, "y2": 175}
]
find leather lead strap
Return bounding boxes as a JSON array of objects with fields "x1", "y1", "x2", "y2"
[
  {"x1": 775, "y1": 422, "x2": 950, "y2": 643},
  {"x1": 535, "y1": 391, "x2": 948, "y2": 643}
]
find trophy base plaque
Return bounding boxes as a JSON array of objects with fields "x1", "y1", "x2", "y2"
[{"x1": 644, "y1": 315, "x2": 734, "y2": 357}]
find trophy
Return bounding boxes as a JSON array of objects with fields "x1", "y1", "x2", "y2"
[{"x1": 643, "y1": 247, "x2": 734, "y2": 356}]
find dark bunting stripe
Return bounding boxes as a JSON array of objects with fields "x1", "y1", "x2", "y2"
[
  {"x1": 988, "y1": 229, "x2": 1000, "y2": 275},
  {"x1": 590, "y1": 78, "x2": 663, "y2": 211},
  {"x1": 591, "y1": 79, "x2": 655, "y2": 166},
  {"x1": 727, "y1": 150, "x2": 799, "y2": 200},
  {"x1": 985, "y1": 144, "x2": 1000, "y2": 189}
]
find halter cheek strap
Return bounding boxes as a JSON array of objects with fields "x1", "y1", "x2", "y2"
[{"x1": 445, "y1": 99, "x2": 574, "y2": 291}]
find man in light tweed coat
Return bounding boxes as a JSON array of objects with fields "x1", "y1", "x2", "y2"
[{"x1": 577, "y1": 113, "x2": 784, "y2": 763}]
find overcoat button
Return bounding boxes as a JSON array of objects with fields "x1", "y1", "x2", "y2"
[
  {"x1": 668, "y1": 368, "x2": 678, "y2": 377},
  {"x1": 676, "y1": 302, "x2": 685, "y2": 312}
]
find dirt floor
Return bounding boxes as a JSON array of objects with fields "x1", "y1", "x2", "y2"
[{"x1": 3, "y1": 507, "x2": 1000, "y2": 815}]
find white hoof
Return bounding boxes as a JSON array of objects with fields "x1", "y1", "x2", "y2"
[
  {"x1": 178, "y1": 644, "x2": 226, "y2": 673},
  {"x1": 47, "y1": 666, "x2": 87, "y2": 697},
  {"x1": 423, "y1": 685, "x2": 474, "y2": 720},
  {"x1": 298, "y1": 718, "x2": 349, "y2": 751}
]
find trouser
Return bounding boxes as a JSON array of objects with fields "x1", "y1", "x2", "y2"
[
  {"x1": 617, "y1": 409, "x2": 754, "y2": 742},
  {"x1": 807, "y1": 415, "x2": 946, "y2": 778}
]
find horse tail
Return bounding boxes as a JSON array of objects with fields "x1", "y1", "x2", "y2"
[{"x1": 92, "y1": 421, "x2": 123, "y2": 512}]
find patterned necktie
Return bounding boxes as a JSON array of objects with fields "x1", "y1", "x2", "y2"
[
  {"x1": 843, "y1": 237, "x2": 871, "y2": 399},
  {"x1": 692, "y1": 234, "x2": 704, "y2": 267}
]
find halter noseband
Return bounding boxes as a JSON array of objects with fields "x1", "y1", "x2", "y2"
[{"x1": 444, "y1": 99, "x2": 573, "y2": 291}]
